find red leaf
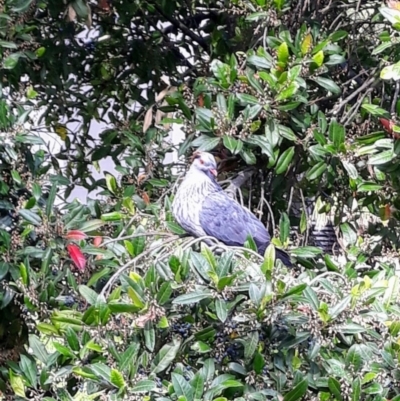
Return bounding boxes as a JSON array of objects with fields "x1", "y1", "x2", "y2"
[
  {"x1": 67, "y1": 244, "x2": 86, "y2": 271},
  {"x1": 379, "y1": 118, "x2": 400, "y2": 139},
  {"x1": 65, "y1": 230, "x2": 87, "y2": 241},
  {"x1": 379, "y1": 118, "x2": 393, "y2": 132},
  {"x1": 93, "y1": 236, "x2": 103, "y2": 247},
  {"x1": 141, "y1": 192, "x2": 150, "y2": 205}
]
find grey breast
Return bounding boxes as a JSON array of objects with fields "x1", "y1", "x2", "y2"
[{"x1": 172, "y1": 171, "x2": 210, "y2": 238}]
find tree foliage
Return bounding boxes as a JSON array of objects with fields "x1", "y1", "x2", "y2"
[{"x1": 2, "y1": 0, "x2": 400, "y2": 400}]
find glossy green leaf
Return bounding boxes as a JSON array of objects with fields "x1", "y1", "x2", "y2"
[{"x1": 275, "y1": 146, "x2": 295, "y2": 174}]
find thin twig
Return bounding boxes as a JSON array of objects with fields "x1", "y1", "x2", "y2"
[
  {"x1": 287, "y1": 186, "x2": 294, "y2": 215},
  {"x1": 101, "y1": 231, "x2": 175, "y2": 247},
  {"x1": 224, "y1": 168, "x2": 256, "y2": 199},
  {"x1": 341, "y1": 87, "x2": 373, "y2": 126},
  {"x1": 100, "y1": 235, "x2": 179, "y2": 298},
  {"x1": 158, "y1": 173, "x2": 184, "y2": 204},
  {"x1": 258, "y1": 183, "x2": 265, "y2": 223},
  {"x1": 309, "y1": 271, "x2": 347, "y2": 286},
  {"x1": 391, "y1": 81, "x2": 400, "y2": 116},
  {"x1": 116, "y1": 216, "x2": 136, "y2": 240},
  {"x1": 330, "y1": 73, "x2": 378, "y2": 116},
  {"x1": 263, "y1": 198, "x2": 276, "y2": 235},
  {"x1": 154, "y1": 5, "x2": 208, "y2": 51},
  {"x1": 299, "y1": 188, "x2": 309, "y2": 246}
]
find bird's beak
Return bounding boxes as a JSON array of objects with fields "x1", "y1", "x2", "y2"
[{"x1": 210, "y1": 168, "x2": 218, "y2": 177}]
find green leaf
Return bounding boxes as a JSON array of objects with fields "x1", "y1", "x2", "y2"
[
  {"x1": 66, "y1": 326, "x2": 80, "y2": 352},
  {"x1": 281, "y1": 283, "x2": 306, "y2": 299},
  {"x1": 330, "y1": 30, "x2": 348, "y2": 41},
  {"x1": 53, "y1": 342, "x2": 75, "y2": 358},
  {"x1": 277, "y1": 42, "x2": 289, "y2": 64},
  {"x1": 79, "y1": 219, "x2": 105, "y2": 233},
  {"x1": 0, "y1": 40, "x2": 17, "y2": 49},
  {"x1": 151, "y1": 340, "x2": 181, "y2": 374},
  {"x1": 236, "y1": 93, "x2": 260, "y2": 106},
  {"x1": 244, "y1": 331, "x2": 258, "y2": 360},
  {"x1": 247, "y1": 55, "x2": 271, "y2": 69},
  {"x1": 357, "y1": 182, "x2": 382, "y2": 192},
  {"x1": 312, "y1": 50, "x2": 324, "y2": 67},
  {"x1": 3, "y1": 53, "x2": 21, "y2": 69},
  {"x1": 143, "y1": 322, "x2": 156, "y2": 352},
  {"x1": 78, "y1": 285, "x2": 99, "y2": 305},
  {"x1": 223, "y1": 136, "x2": 241, "y2": 154},
  {"x1": 19, "y1": 355, "x2": 37, "y2": 389},
  {"x1": 19, "y1": 209, "x2": 42, "y2": 226},
  {"x1": 101, "y1": 212, "x2": 124, "y2": 221},
  {"x1": 46, "y1": 183, "x2": 57, "y2": 218},
  {"x1": 275, "y1": 147, "x2": 295, "y2": 174},
  {"x1": 291, "y1": 246, "x2": 322, "y2": 258},
  {"x1": 328, "y1": 377, "x2": 342, "y2": 401},
  {"x1": 279, "y1": 212, "x2": 290, "y2": 244},
  {"x1": 37, "y1": 323, "x2": 59, "y2": 336},
  {"x1": 9, "y1": 370, "x2": 25, "y2": 398},
  {"x1": 283, "y1": 378, "x2": 308, "y2": 401},
  {"x1": 306, "y1": 161, "x2": 327, "y2": 180},
  {"x1": 246, "y1": 11, "x2": 268, "y2": 21},
  {"x1": 131, "y1": 380, "x2": 156, "y2": 393},
  {"x1": 87, "y1": 267, "x2": 111, "y2": 287},
  {"x1": 313, "y1": 76, "x2": 341, "y2": 94},
  {"x1": 342, "y1": 161, "x2": 358, "y2": 179},
  {"x1": 190, "y1": 373, "x2": 205, "y2": 400},
  {"x1": 368, "y1": 149, "x2": 395, "y2": 165},
  {"x1": 364, "y1": 382, "x2": 383, "y2": 395},
  {"x1": 110, "y1": 368, "x2": 125, "y2": 389},
  {"x1": 215, "y1": 299, "x2": 228, "y2": 322},
  {"x1": 346, "y1": 345, "x2": 363, "y2": 370},
  {"x1": 191, "y1": 135, "x2": 220, "y2": 151},
  {"x1": 240, "y1": 148, "x2": 257, "y2": 165},
  {"x1": 299, "y1": 210, "x2": 307, "y2": 234},
  {"x1": 119, "y1": 343, "x2": 139, "y2": 371},
  {"x1": 196, "y1": 108, "x2": 214, "y2": 130},
  {"x1": 330, "y1": 295, "x2": 351, "y2": 319},
  {"x1": 278, "y1": 124, "x2": 297, "y2": 141},
  {"x1": 329, "y1": 120, "x2": 345, "y2": 149},
  {"x1": 246, "y1": 70, "x2": 264, "y2": 94},
  {"x1": 361, "y1": 103, "x2": 389, "y2": 117},
  {"x1": 157, "y1": 282, "x2": 173, "y2": 305},
  {"x1": 351, "y1": 378, "x2": 361, "y2": 401},
  {"x1": 340, "y1": 223, "x2": 357, "y2": 245},
  {"x1": 276, "y1": 82, "x2": 299, "y2": 101},
  {"x1": 172, "y1": 290, "x2": 213, "y2": 305},
  {"x1": 29, "y1": 335, "x2": 48, "y2": 364},
  {"x1": 166, "y1": 221, "x2": 187, "y2": 235},
  {"x1": 383, "y1": 275, "x2": 399, "y2": 307},
  {"x1": 172, "y1": 373, "x2": 194, "y2": 401},
  {"x1": 106, "y1": 174, "x2": 118, "y2": 194}
]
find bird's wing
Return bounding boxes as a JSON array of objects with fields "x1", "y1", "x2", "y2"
[{"x1": 199, "y1": 191, "x2": 270, "y2": 252}]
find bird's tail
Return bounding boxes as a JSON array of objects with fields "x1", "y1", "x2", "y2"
[{"x1": 276, "y1": 248, "x2": 293, "y2": 267}]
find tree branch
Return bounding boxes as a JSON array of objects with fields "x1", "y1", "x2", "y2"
[
  {"x1": 224, "y1": 167, "x2": 257, "y2": 199},
  {"x1": 154, "y1": 5, "x2": 209, "y2": 52}
]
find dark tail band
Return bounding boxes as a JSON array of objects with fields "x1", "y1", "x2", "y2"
[{"x1": 276, "y1": 248, "x2": 293, "y2": 268}]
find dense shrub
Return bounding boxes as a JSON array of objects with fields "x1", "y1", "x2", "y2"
[{"x1": 2, "y1": 0, "x2": 400, "y2": 400}]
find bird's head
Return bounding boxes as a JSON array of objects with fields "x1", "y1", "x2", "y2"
[{"x1": 190, "y1": 151, "x2": 218, "y2": 179}]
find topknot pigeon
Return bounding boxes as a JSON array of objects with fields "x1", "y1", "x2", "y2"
[{"x1": 172, "y1": 151, "x2": 292, "y2": 267}]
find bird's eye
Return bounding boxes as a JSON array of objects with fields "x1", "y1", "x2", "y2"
[{"x1": 199, "y1": 159, "x2": 204, "y2": 165}]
